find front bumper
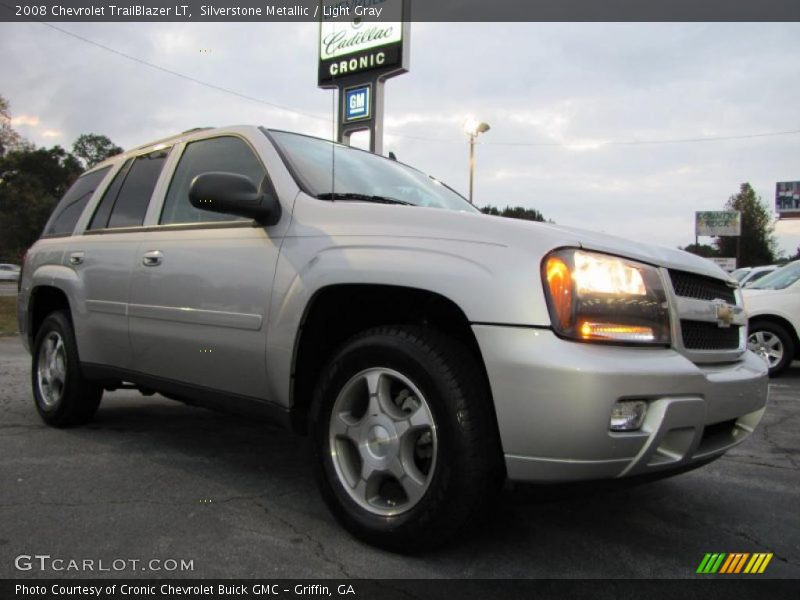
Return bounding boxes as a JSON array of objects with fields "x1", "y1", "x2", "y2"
[{"x1": 472, "y1": 325, "x2": 769, "y2": 482}]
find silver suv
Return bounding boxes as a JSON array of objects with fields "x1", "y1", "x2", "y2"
[{"x1": 17, "y1": 126, "x2": 769, "y2": 550}]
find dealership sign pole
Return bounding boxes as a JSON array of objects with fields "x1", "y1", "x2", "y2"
[{"x1": 317, "y1": 0, "x2": 410, "y2": 155}]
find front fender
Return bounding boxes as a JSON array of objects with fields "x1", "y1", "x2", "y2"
[{"x1": 264, "y1": 235, "x2": 550, "y2": 408}]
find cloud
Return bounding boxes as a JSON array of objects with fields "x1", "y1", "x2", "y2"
[
  {"x1": 10, "y1": 115, "x2": 40, "y2": 127},
  {"x1": 2, "y1": 21, "x2": 799, "y2": 254}
]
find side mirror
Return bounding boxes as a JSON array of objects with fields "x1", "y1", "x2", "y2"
[{"x1": 188, "y1": 172, "x2": 281, "y2": 225}]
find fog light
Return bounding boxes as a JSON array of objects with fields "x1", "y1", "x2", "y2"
[{"x1": 610, "y1": 400, "x2": 647, "y2": 431}]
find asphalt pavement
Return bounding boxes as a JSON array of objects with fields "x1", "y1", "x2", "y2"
[{"x1": 0, "y1": 334, "x2": 798, "y2": 579}]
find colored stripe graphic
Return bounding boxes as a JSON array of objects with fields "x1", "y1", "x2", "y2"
[
  {"x1": 734, "y1": 553, "x2": 750, "y2": 573},
  {"x1": 697, "y1": 553, "x2": 726, "y2": 573},
  {"x1": 720, "y1": 553, "x2": 750, "y2": 573},
  {"x1": 744, "y1": 553, "x2": 774, "y2": 574},
  {"x1": 699, "y1": 553, "x2": 774, "y2": 574},
  {"x1": 719, "y1": 554, "x2": 736, "y2": 573}
]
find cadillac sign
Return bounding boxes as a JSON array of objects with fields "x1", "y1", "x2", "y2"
[{"x1": 318, "y1": 0, "x2": 409, "y2": 87}]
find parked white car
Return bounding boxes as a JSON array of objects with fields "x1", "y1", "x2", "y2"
[
  {"x1": 0, "y1": 263, "x2": 21, "y2": 282},
  {"x1": 731, "y1": 267, "x2": 750, "y2": 282},
  {"x1": 740, "y1": 265, "x2": 778, "y2": 287},
  {"x1": 743, "y1": 260, "x2": 800, "y2": 376}
]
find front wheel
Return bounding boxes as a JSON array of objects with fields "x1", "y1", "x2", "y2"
[
  {"x1": 747, "y1": 320, "x2": 795, "y2": 377},
  {"x1": 310, "y1": 326, "x2": 504, "y2": 552},
  {"x1": 32, "y1": 310, "x2": 103, "y2": 427}
]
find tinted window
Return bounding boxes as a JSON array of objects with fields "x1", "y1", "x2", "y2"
[
  {"x1": 749, "y1": 261, "x2": 800, "y2": 290},
  {"x1": 160, "y1": 137, "x2": 266, "y2": 225},
  {"x1": 106, "y1": 150, "x2": 169, "y2": 229},
  {"x1": 268, "y1": 130, "x2": 478, "y2": 213},
  {"x1": 89, "y1": 158, "x2": 133, "y2": 230},
  {"x1": 42, "y1": 167, "x2": 111, "y2": 236}
]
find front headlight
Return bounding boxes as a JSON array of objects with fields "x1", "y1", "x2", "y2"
[{"x1": 542, "y1": 249, "x2": 670, "y2": 345}]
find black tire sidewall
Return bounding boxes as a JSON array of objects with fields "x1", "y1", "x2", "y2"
[
  {"x1": 31, "y1": 311, "x2": 100, "y2": 426},
  {"x1": 310, "y1": 328, "x2": 495, "y2": 550}
]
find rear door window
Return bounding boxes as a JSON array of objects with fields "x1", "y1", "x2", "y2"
[
  {"x1": 92, "y1": 149, "x2": 169, "y2": 230},
  {"x1": 42, "y1": 166, "x2": 111, "y2": 236}
]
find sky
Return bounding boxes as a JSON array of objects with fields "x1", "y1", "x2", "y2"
[{"x1": 2, "y1": 21, "x2": 800, "y2": 257}]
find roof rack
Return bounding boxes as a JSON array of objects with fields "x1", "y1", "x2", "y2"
[
  {"x1": 181, "y1": 127, "x2": 214, "y2": 134},
  {"x1": 127, "y1": 127, "x2": 214, "y2": 153}
]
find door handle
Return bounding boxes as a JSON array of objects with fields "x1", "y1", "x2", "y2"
[
  {"x1": 142, "y1": 250, "x2": 163, "y2": 267},
  {"x1": 69, "y1": 252, "x2": 84, "y2": 266}
]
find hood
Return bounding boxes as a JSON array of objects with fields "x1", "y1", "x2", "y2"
[
  {"x1": 447, "y1": 210, "x2": 733, "y2": 281},
  {"x1": 296, "y1": 195, "x2": 734, "y2": 282},
  {"x1": 552, "y1": 224, "x2": 733, "y2": 281}
]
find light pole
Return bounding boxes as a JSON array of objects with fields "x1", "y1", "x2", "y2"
[{"x1": 464, "y1": 119, "x2": 490, "y2": 205}]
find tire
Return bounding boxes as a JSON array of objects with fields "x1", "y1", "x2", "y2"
[
  {"x1": 747, "y1": 320, "x2": 796, "y2": 377},
  {"x1": 310, "y1": 325, "x2": 504, "y2": 552},
  {"x1": 31, "y1": 310, "x2": 103, "y2": 427}
]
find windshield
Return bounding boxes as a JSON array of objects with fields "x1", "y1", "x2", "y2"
[
  {"x1": 731, "y1": 268, "x2": 750, "y2": 281},
  {"x1": 748, "y1": 261, "x2": 800, "y2": 290},
  {"x1": 266, "y1": 130, "x2": 479, "y2": 213}
]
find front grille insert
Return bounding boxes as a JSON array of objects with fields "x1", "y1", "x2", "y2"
[
  {"x1": 680, "y1": 320, "x2": 741, "y2": 350},
  {"x1": 669, "y1": 270, "x2": 736, "y2": 304}
]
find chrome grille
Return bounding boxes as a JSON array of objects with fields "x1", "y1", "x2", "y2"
[
  {"x1": 666, "y1": 269, "x2": 744, "y2": 360},
  {"x1": 669, "y1": 269, "x2": 735, "y2": 304},
  {"x1": 680, "y1": 320, "x2": 741, "y2": 350}
]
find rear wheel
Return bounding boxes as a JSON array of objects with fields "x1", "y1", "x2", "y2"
[
  {"x1": 310, "y1": 326, "x2": 503, "y2": 552},
  {"x1": 32, "y1": 311, "x2": 103, "y2": 427},
  {"x1": 747, "y1": 320, "x2": 795, "y2": 377}
]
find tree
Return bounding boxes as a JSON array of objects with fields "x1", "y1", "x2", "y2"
[
  {"x1": 681, "y1": 243, "x2": 720, "y2": 258},
  {"x1": 715, "y1": 183, "x2": 777, "y2": 268},
  {"x1": 481, "y1": 205, "x2": 547, "y2": 222},
  {"x1": 0, "y1": 94, "x2": 30, "y2": 157},
  {"x1": 0, "y1": 145, "x2": 83, "y2": 260},
  {"x1": 72, "y1": 133, "x2": 123, "y2": 168}
]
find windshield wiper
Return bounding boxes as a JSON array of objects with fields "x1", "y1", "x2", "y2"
[{"x1": 316, "y1": 192, "x2": 413, "y2": 206}]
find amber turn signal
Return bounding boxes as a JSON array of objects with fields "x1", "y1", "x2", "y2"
[{"x1": 545, "y1": 256, "x2": 573, "y2": 330}]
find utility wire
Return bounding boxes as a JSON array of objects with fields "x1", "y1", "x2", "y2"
[
  {"x1": 25, "y1": 16, "x2": 800, "y2": 149},
  {"x1": 395, "y1": 129, "x2": 800, "y2": 147},
  {"x1": 36, "y1": 19, "x2": 330, "y2": 122}
]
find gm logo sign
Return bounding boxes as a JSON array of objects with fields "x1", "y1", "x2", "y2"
[{"x1": 344, "y1": 85, "x2": 371, "y2": 122}]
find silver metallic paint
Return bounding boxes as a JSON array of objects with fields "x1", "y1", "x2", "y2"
[{"x1": 18, "y1": 125, "x2": 769, "y2": 483}]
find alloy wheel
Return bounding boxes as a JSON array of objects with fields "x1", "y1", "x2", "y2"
[
  {"x1": 328, "y1": 367, "x2": 437, "y2": 516},
  {"x1": 748, "y1": 330, "x2": 784, "y2": 369}
]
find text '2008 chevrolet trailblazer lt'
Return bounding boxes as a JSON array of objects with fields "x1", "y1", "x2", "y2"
[{"x1": 17, "y1": 126, "x2": 768, "y2": 551}]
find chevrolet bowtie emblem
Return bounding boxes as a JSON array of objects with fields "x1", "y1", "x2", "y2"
[{"x1": 715, "y1": 303, "x2": 734, "y2": 328}]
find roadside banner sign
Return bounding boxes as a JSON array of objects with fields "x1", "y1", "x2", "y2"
[
  {"x1": 695, "y1": 211, "x2": 741, "y2": 237},
  {"x1": 709, "y1": 257, "x2": 737, "y2": 272}
]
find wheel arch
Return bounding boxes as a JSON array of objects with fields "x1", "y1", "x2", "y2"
[
  {"x1": 27, "y1": 285, "x2": 73, "y2": 349},
  {"x1": 748, "y1": 314, "x2": 800, "y2": 359},
  {"x1": 288, "y1": 284, "x2": 496, "y2": 435}
]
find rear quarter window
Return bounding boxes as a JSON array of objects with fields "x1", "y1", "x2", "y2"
[{"x1": 42, "y1": 166, "x2": 112, "y2": 237}]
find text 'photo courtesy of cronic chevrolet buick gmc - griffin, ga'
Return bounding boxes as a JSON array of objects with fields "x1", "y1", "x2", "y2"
[{"x1": 17, "y1": 126, "x2": 770, "y2": 550}]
